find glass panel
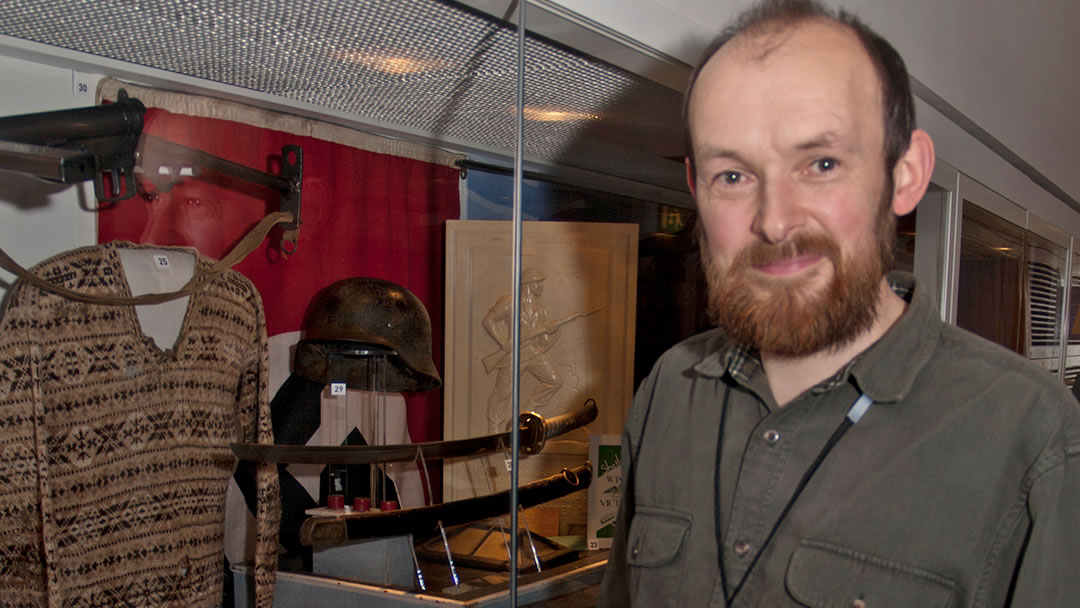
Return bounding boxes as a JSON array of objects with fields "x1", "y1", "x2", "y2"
[
  {"x1": 509, "y1": 0, "x2": 690, "y2": 579},
  {"x1": 1024, "y1": 230, "x2": 1066, "y2": 376},
  {"x1": 466, "y1": 165, "x2": 694, "y2": 559},
  {"x1": 911, "y1": 184, "x2": 951, "y2": 312},
  {"x1": 464, "y1": 168, "x2": 706, "y2": 385},
  {"x1": 894, "y1": 206, "x2": 917, "y2": 273},
  {"x1": 893, "y1": 182, "x2": 951, "y2": 315},
  {"x1": 955, "y1": 202, "x2": 1025, "y2": 353}
]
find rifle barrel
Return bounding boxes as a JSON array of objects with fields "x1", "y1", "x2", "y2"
[{"x1": 0, "y1": 96, "x2": 144, "y2": 147}]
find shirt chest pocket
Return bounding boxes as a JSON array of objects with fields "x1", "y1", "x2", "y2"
[
  {"x1": 626, "y1": 507, "x2": 692, "y2": 607},
  {"x1": 785, "y1": 540, "x2": 958, "y2": 608}
]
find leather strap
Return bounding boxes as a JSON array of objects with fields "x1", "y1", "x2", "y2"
[{"x1": 0, "y1": 210, "x2": 294, "y2": 305}]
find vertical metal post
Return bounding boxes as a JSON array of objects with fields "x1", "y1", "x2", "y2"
[
  {"x1": 939, "y1": 171, "x2": 963, "y2": 324},
  {"x1": 509, "y1": 0, "x2": 527, "y2": 604},
  {"x1": 1057, "y1": 238, "x2": 1073, "y2": 382}
]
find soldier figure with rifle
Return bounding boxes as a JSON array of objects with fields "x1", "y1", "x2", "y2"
[{"x1": 482, "y1": 268, "x2": 596, "y2": 430}]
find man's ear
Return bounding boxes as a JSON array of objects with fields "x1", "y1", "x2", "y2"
[
  {"x1": 685, "y1": 157, "x2": 698, "y2": 198},
  {"x1": 891, "y1": 129, "x2": 935, "y2": 216}
]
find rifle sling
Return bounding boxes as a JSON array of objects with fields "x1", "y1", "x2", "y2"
[{"x1": 0, "y1": 210, "x2": 294, "y2": 305}]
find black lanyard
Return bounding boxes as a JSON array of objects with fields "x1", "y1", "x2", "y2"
[{"x1": 720, "y1": 390, "x2": 874, "y2": 604}]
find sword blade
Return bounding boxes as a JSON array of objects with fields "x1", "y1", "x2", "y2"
[
  {"x1": 300, "y1": 463, "x2": 593, "y2": 545},
  {"x1": 231, "y1": 398, "x2": 599, "y2": 464}
]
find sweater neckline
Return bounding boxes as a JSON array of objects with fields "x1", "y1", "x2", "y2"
[{"x1": 106, "y1": 241, "x2": 204, "y2": 360}]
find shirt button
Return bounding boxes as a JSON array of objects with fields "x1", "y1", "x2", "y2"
[
  {"x1": 763, "y1": 429, "x2": 781, "y2": 444},
  {"x1": 733, "y1": 541, "x2": 752, "y2": 557}
]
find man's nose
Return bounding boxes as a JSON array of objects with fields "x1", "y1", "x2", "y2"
[{"x1": 751, "y1": 179, "x2": 805, "y2": 244}]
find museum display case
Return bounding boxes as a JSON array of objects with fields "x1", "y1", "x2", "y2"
[{"x1": 1, "y1": 1, "x2": 1079, "y2": 607}]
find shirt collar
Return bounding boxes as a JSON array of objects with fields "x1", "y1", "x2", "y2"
[
  {"x1": 693, "y1": 271, "x2": 937, "y2": 405},
  {"x1": 848, "y1": 271, "x2": 939, "y2": 403}
]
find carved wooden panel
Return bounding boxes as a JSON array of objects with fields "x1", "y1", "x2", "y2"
[{"x1": 442, "y1": 220, "x2": 638, "y2": 531}]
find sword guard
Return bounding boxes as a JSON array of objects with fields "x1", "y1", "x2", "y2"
[
  {"x1": 519, "y1": 411, "x2": 546, "y2": 455},
  {"x1": 520, "y1": 398, "x2": 599, "y2": 455}
]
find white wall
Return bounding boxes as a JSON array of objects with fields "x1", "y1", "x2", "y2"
[
  {"x1": 540, "y1": 0, "x2": 1080, "y2": 218},
  {"x1": 0, "y1": 56, "x2": 101, "y2": 297},
  {"x1": 838, "y1": 0, "x2": 1080, "y2": 208}
]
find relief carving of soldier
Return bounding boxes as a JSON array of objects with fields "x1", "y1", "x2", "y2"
[{"x1": 481, "y1": 268, "x2": 563, "y2": 429}]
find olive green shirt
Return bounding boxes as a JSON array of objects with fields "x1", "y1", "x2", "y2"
[{"x1": 599, "y1": 272, "x2": 1080, "y2": 607}]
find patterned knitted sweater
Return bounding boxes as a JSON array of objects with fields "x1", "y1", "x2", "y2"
[{"x1": 0, "y1": 242, "x2": 279, "y2": 607}]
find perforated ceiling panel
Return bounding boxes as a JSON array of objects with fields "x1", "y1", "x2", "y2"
[{"x1": 0, "y1": 0, "x2": 686, "y2": 186}]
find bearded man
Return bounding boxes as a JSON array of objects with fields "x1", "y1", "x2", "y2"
[{"x1": 598, "y1": 1, "x2": 1080, "y2": 606}]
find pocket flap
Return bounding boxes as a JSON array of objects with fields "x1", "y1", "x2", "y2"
[
  {"x1": 786, "y1": 540, "x2": 956, "y2": 608},
  {"x1": 626, "y1": 508, "x2": 691, "y2": 568}
]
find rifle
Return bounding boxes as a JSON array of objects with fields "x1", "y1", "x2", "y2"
[
  {"x1": 0, "y1": 89, "x2": 303, "y2": 250},
  {"x1": 0, "y1": 89, "x2": 145, "y2": 202},
  {"x1": 481, "y1": 307, "x2": 601, "y2": 373}
]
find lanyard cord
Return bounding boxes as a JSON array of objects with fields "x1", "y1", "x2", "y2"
[
  {"x1": 725, "y1": 393, "x2": 873, "y2": 604},
  {"x1": 714, "y1": 385, "x2": 732, "y2": 597}
]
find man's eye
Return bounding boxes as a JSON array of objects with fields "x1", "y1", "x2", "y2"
[
  {"x1": 811, "y1": 157, "x2": 838, "y2": 173},
  {"x1": 719, "y1": 171, "x2": 742, "y2": 185}
]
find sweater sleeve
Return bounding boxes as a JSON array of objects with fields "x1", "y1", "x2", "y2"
[
  {"x1": 0, "y1": 286, "x2": 50, "y2": 606},
  {"x1": 237, "y1": 282, "x2": 280, "y2": 608}
]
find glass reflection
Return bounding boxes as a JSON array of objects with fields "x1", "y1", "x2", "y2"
[
  {"x1": 1024, "y1": 230, "x2": 1066, "y2": 376},
  {"x1": 956, "y1": 202, "x2": 1025, "y2": 353}
]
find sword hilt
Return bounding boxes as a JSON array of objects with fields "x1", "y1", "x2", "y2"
[{"x1": 520, "y1": 398, "x2": 598, "y2": 455}]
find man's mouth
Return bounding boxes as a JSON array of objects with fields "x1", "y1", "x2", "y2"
[{"x1": 752, "y1": 254, "x2": 824, "y2": 276}]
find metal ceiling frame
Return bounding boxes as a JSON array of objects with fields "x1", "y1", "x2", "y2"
[{"x1": 0, "y1": 31, "x2": 691, "y2": 208}]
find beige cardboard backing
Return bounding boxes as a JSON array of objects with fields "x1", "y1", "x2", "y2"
[{"x1": 442, "y1": 220, "x2": 638, "y2": 533}]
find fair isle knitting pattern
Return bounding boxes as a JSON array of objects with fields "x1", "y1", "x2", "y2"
[{"x1": 0, "y1": 242, "x2": 279, "y2": 607}]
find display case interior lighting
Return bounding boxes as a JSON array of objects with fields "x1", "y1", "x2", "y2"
[
  {"x1": 333, "y1": 50, "x2": 454, "y2": 75},
  {"x1": 520, "y1": 106, "x2": 599, "y2": 123}
]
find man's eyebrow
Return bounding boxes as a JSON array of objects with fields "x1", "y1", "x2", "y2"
[
  {"x1": 794, "y1": 132, "x2": 841, "y2": 151},
  {"x1": 696, "y1": 145, "x2": 744, "y2": 162}
]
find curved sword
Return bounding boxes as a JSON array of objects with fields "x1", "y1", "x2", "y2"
[
  {"x1": 231, "y1": 398, "x2": 598, "y2": 465},
  {"x1": 300, "y1": 463, "x2": 593, "y2": 545}
]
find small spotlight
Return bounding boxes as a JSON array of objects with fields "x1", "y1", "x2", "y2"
[
  {"x1": 520, "y1": 106, "x2": 599, "y2": 122},
  {"x1": 333, "y1": 50, "x2": 452, "y2": 75}
]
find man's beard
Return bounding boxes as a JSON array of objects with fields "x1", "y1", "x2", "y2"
[{"x1": 701, "y1": 201, "x2": 895, "y2": 357}]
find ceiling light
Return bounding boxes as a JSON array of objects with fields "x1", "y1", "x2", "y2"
[
  {"x1": 333, "y1": 50, "x2": 453, "y2": 75},
  {"x1": 520, "y1": 106, "x2": 599, "y2": 122}
]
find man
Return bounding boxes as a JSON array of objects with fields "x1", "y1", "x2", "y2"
[
  {"x1": 599, "y1": 1, "x2": 1080, "y2": 606},
  {"x1": 482, "y1": 267, "x2": 563, "y2": 429}
]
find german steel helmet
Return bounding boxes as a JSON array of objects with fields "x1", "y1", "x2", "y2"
[
  {"x1": 293, "y1": 277, "x2": 442, "y2": 392},
  {"x1": 520, "y1": 267, "x2": 547, "y2": 284}
]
